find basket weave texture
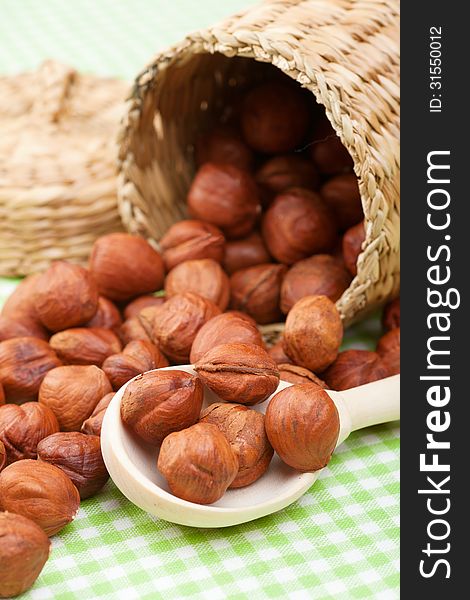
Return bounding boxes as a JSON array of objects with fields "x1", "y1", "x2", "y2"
[
  {"x1": 118, "y1": 0, "x2": 400, "y2": 326},
  {"x1": 0, "y1": 61, "x2": 128, "y2": 277}
]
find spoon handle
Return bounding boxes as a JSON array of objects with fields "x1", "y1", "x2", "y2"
[{"x1": 330, "y1": 375, "x2": 400, "y2": 444}]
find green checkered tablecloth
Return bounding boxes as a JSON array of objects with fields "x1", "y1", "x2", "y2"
[{"x1": 0, "y1": 2, "x2": 399, "y2": 598}]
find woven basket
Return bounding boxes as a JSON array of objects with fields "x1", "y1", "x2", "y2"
[
  {"x1": 117, "y1": 0, "x2": 400, "y2": 329},
  {"x1": 0, "y1": 61, "x2": 128, "y2": 277}
]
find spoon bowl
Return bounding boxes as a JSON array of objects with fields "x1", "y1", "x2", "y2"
[{"x1": 101, "y1": 367, "x2": 399, "y2": 527}]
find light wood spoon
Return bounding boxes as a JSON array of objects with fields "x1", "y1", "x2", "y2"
[{"x1": 101, "y1": 367, "x2": 399, "y2": 528}]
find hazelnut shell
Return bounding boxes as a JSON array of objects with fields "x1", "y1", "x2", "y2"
[
  {"x1": 310, "y1": 119, "x2": 354, "y2": 175},
  {"x1": 160, "y1": 220, "x2": 225, "y2": 271},
  {"x1": 377, "y1": 328, "x2": 400, "y2": 376},
  {"x1": 124, "y1": 295, "x2": 166, "y2": 320},
  {"x1": 342, "y1": 221, "x2": 365, "y2": 276},
  {"x1": 223, "y1": 232, "x2": 271, "y2": 275},
  {"x1": 195, "y1": 126, "x2": 254, "y2": 171},
  {"x1": 49, "y1": 327, "x2": 122, "y2": 366},
  {"x1": 103, "y1": 340, "x2": 169, "y2": 390},
  {"x1": 81, "y1": 392, "x2": 114, "y2": 437},
  {"x1": 382, "y1": 297, "x2": 400, "y2": 331},
  {"x1": 278, "y1": 364, "x2": 329, "y2": 388},
  {"x1": 256, "y1": 154, "x2": 319, "y2": 204},
  {"x1": 320, "y1": 173, "x2": 363, "y2": 230},
  {"x1": 85, "y1": 296, "x2": 122, "y2": 331},
  {"x1": 322, "y1": 350, "x2": 389, "y2": 391}
]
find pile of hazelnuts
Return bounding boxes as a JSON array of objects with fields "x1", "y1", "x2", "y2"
[{"x1": 0, "y1": 77, "x2": 400, "y2": 597}]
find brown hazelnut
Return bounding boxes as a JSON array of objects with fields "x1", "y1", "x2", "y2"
[
  {"x1": 35, "y1": 261, "x2": 99, "y2": 331},
  {"x1": 223, "y1": 232, "x2": 271, "y2": 275},
  {"x1": 190, "y1": 313, "x2": 264, "y2": 364},
  {"x1": 0, "y1": 337, "x2": 62, "y2": 403},
  {"x1": 85, "y1": 296, "x2": 122, "y2": 331},
  {"x1": 120, "y1": 369, "x2": 203, "y2": 446},
  {"x1": 49, "y1": 327, "x2": 122, "y2": 366},
  {"x1": 283, "y1": 296, "x2": 343, "y2": 372},
  {"x1": 265, "y1": 383, "x2": 340, "y2": 471},
  {"x1": 278, "y1": 364, "x2": 329, "y2": 388},
  {"x1": 0, "y1": 440, "x2": 5, "y2": 472},
  {"x1": 230, "y1": 263, "x2": 287, "y2": 324},
  {"x1": 280, "y1": 254, "x2": 351, "y2": 313},
  {"x1": 0, "y1": 315, "x2": 48, "y2": 342},
  {"x1": 200, "y1": 402, "x2": 273, "y2": 488},
  {"x1": 103, "y1": 340, "x2": 169, "y2": 390},
  {"x1": 39, "y1": 365, "x2": 112, "y2": 431},
  {"x1": 377, "y1": 328, "x2": 400, "y2": 376},
  {"x1": 37, "y1": 432, "x2": 109, "y2": 499},
  {"x1": 165, "y1": 259, "x2": 230, "y2": 311},
  {"x1": 0, "y1": 383, "x2": 4, "y2": 406},
  {"x1": 138, "y1": 293, "x2": 221, "y2": 363},
  {"x1": 322, "y1": 350, "x2": 389, "y2": 391},
  {"x1": 124, "y1": 295, "x2": 165, "y2": 320},
  {"x1": 241, "y1": 81, "x2": 311, "y2": 153},
  {"x1": 0, "y1": 512, "x2": 50, "y2": 598},
  {"x1": 342, "y1": 221, "x2": 365, "y2": 276},
  {"x1": 195, "y1": 126, "x2": 254, "y2": 171},
  {"x1": 81, "y1": 392, "x2": 114, "y2": 437},
  {"x1": 267, "y1": 339, "x2": 293, "y2": 365},
  {"x1": 382, "y1": 297, "x2": 400, "y2": 331},
  {"x1": 195, "y1": 343, "x2": 280, "y2": 405},
  {"x1": 256, "y1": 155, "x2": 320, "y2": 205},
  {"x1": 262, "y1": 188, "x2": 338, "y2": 264},
  {"x1": 310, "y1": 118, "x2": 354, "y2": 175},
  {"x1": 157, "y1": 422, "x2": 239, "y2": 504},
  {"x1": 0, "y1": 459, "x2": 80, "y2": 536},
  {"x1": 160, "y1": 220, "x2": 225, "y2": 272},
  {"x1": 119, "y1": 316, "x2": 152, "y2": 345},
  {"x1": 89, "y1": 233, "x2": 165, "y2": 302},
  {"x1": 0, "y1": 402, "x2": 59, "y2": 464},
  {"x1": 187, "y1": 163, "x2": 261, "y2": 240},
  {"x1": 1, "y1": 274, "x2": 48, "y2": 339},
  {"x1": 320, "y1": 173, "x2": 363, "y2": 230}
]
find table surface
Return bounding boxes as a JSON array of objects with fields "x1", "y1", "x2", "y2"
[{"x1": 0, "y1": 1, "x2": 399, "y2": 598}]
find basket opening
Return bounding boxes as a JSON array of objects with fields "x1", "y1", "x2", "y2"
[{"x1": 129, "y1": 52, "x2": 356, "y2": 241}]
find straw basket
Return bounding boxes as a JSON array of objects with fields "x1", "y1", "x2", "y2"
[
  {"x1": 0, "y1": 61, "x2": 128, "y2": 277},
  {"x1": 117, "y1": 0, "x2": 400, "y2": 332}
]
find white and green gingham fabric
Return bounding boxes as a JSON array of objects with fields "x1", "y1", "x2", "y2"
[{"x1": 0, "y1": 2, "x2": 399, "y2": 598}]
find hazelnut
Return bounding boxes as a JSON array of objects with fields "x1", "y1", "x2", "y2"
[
  {"x1": 320, "y1": 173, "x2": 363, "y2": 230},
  {"x1": 35, "y1": 261, "x2": 99, "y2": 332},
  {"x1": 195, "y1": 126, "x2": 254, "y2": 171},
  {"x1": 310, "y1": 118, "x2": 354, "y2": 175},
  {"x1": 262, "y1": 188, "x2": 338, "y2": 264},
  {"x1": 39, "y1": 365, "x2": 112, "y2": 431},
  {"x1": 278, "y1": 364, "x2": 329, "y2": 388},
  {"x1": 230, "y1": 263, "x2": 287, "y2": 324},
  {"x1": 0, "y1": 512, "x2": 50, "y2": 598},
  {"x1": 377, "y1": 328, "x2": 400, "y2": 376},
  {"x1": 0, "y1": 441, "x2": 5, "y2": 472},
  {"x1": 103, "y1": 340, "x2": 169, "y2": 390},
  {"x1": 119, "y1": 316, "x2": 152, "y2": 345},
  {"x1": 1, "y1": 274, "x2": 47, "y2": 339},
  {"x1": 200, "y1": 403, "x2": 273, "y2": 488},
  {"x1": 85, "y1": 296, "x2": 122, "y2": 331},
  {"x1": 265, "y1": 383, "x2": 340, "y2": 471},
  {"x1": 280, "y1": 254, "x2": 351, "y2": 313},
  {"x1": 0, "y1": 383, "x2": 4, "y2": 406},
  {"x1": 160, "y1": 220, "x2": 225, "y2": 272},
  {"x1": 223, "y1": 232, "x2": 271, "y2": 275},
  {"x1": 37, "y1": 432, "x2": 109, "y2": 499},
  {"x1": 342, "y1": 221, "x2": 365, "y2": 276},
  {"x1": 322, "y1": 350, "x2": 389, "y2": 391},
  {"x1": 382, "y1": 297, "x2": 400, "y2": 331},
  {"x1": 267, "y1": 339, "x2": 293, "y2": 365},
  {"x1": 138, "y1": 293, "x2": 220, "y2": 363},
  {"x1": 190, "y1": 312, "x2": 264, "y2": 363},
  {"x1": 165, "y1": 258, "x2": 230, "y2": 311},
  {"x1": 89, "y1": 233, "x2": 165, "y2": 302},
  {"x1": 0, "y1": 402, "x2": 59, "y2": 464},
  {"x1": 256, "y1": 155, "x2": 319, "y2": 205},
  {"x1": 81, "y1": 392, "x2": 114, "y2": 437},
  {"x1": 49, "y1": 327, "x2": 122, "y2": 366},
  {"x1": 195, "y1": 343, "x2": 280, "y2": 405},
  {"x1": 241, "y1": 81, "x2": 311, "y2": 153},
  {"x1": 283, "y1": 296, "x2": 343, "y2": 372},
  {"x1": 0, "y1": 315, "x2": 48, "y2": 342},
  {"x1": 0, "y1": 337, "x2": 62, "y2": 403},
  {"x1": 187, "y1": 163, "x2": 261, "y2": 239},
  {"x1": 120, "y1": 369, "x2": 203, "y2": 446},
  {"x1": 157, "y1": 422, "x2": 239, "y2": 504},
  {"x1": 124, "y1": 295, "x2": 165, "y2": 320},
  {"x1": 0, "y1": 459, "x2": 80, "y2": 536}
]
